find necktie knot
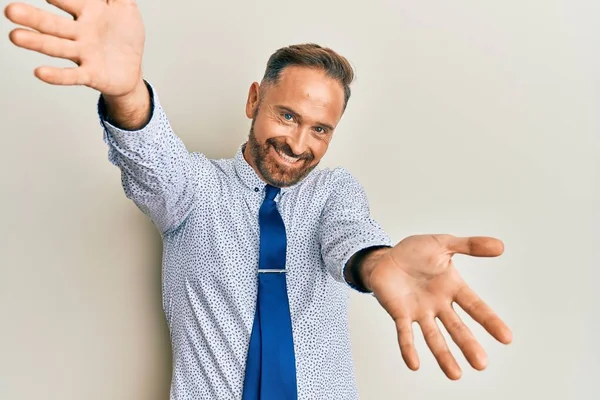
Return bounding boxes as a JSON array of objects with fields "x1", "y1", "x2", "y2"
[{"x1": 264, "y1": 185, "x2": 280, "y2": 201}]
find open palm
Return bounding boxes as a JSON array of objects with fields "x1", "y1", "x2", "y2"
[
  {"x1": 5, "y1": 0, "x2": 145, "y2": 96},
  {"x1": 369, "y1": 234, "x2": 512, "y2": 380}
]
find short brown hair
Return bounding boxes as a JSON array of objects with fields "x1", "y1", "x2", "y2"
[{"x1": 261, "y1": 43, "x2": 355, "y2": 111}]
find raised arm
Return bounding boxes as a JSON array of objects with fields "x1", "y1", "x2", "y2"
[
  {"x1": 5, "y1": 0, "x2": 206, "y2": 233},
  {"x1": 98, "y1": 82, "x2": 205, "y2": 234}
]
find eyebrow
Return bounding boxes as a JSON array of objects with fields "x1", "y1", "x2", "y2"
[{"x1": 274, "y1": 105, "x2": 335, "y2": 132}]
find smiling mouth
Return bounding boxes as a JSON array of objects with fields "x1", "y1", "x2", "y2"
[{"x1": 272, "y1": 147, "x2": 302, "y2": 165}]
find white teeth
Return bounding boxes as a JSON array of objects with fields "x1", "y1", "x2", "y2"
[{"x1": 276, "y1": 150, "x2": 299, "y2": 164}]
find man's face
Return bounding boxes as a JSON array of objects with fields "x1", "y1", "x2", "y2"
[{"x1": 244, "y1": 66, "x2": 346, "y2": 187}]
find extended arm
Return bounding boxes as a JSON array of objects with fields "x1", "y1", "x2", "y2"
[
  {"x1": 6, "y1": 1, "x2": 210, "y2": 234},
  {"x1": 318, "y1": 167, "x2": 393, "y2": 293},
  {"x1": 99, "y1": 81, "x2": 207, "y2": 234}
]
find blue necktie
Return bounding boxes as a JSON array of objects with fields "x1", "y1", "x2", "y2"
[{"x1": 242, "y1": 184, "x2": 298, "y2": 400}]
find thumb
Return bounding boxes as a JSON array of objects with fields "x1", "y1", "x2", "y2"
[{"x1": 442, "y1": 235, "x2": 505, "y2": 257}]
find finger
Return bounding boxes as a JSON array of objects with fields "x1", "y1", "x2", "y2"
[
  {"x1": 455, "y1": 284, "x2": 513, "y2": 344},
  {"x1": 46, "y1": 0, "x2": 85, "y2": 17},
  {"x1": 419, "y1": 318, "x2": 462, "y2": 380},
  {"x1": 443, "y1": 235, "x2": 505, "y2": 257},
  {"x1": 9, "y1": 28, "x2": 80, "y2": 62},
  {"x1": 395, "y1": 318, "x2": 419, "y2": 371},
  {"x1": 4, "y1": 3, "x2": 78, "y2": 39},
  {"x1": 438, "y1": 307, "x2": 487, "y2": 370},
  {"x1": 34, "y1": 65, "x2": 90, "y2": 86}
]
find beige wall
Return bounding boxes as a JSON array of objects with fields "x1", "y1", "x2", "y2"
[{"x1": 1, "y1": 0, "x2": 598, "y2": 399}]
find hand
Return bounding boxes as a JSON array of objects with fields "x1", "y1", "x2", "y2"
[
  {"x1": 5, "y1": 0, "x2": 145, "y2": 97},
  {"x1": 368, "y1": 234, "x2": 512, "y2": 380}
]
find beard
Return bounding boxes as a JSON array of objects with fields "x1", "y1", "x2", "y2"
[{"x1": 246, "y1": 120, "x2": 318, "y2": 187}]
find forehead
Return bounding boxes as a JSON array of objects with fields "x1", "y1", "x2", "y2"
[{"x1": 262, "y1": 66, "x2": 345, "y2": 122}]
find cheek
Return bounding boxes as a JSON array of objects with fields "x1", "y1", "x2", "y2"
[
  {"x1": 255, "y1": 117, "x2": 295, "y2": 141},
  {"x1": 308, "y1": 138, "x2": 330, "y2": 161}
]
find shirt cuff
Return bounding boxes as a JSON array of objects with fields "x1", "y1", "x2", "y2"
[
  {"x1": 96, "y1": 80, "x2": 162, "y2": 166},
  {"x1": 97, "y1": 80, "x2": 157, "y2": 130},
  {"x1": 340, "y1": 239, "x2": 394, "y2": 295}
]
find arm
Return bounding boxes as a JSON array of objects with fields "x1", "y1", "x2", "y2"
[
  {"x1": 7, "y1": 3, "x2": 233, "y2": 342},
  {"x1": 5, "y1": 1, "x2": 207, "y2": 234},
  {"x1": 99, "y1": 80, "x2": 207, "y2": 234},
  {"x1": 319, "y1": 168, "x2": 513, "y2": 379},
  {"x1": 318, "y1": 167, "x2": 393, "y2": 293}
]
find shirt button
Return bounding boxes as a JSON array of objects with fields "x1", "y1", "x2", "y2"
[{"x1": 254, "y1": 187, "x2": 259, "y2": 192}]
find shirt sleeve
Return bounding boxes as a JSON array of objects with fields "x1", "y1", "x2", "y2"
[
  {"x1": 98, "y1": 81, "x2": 210, "y2": 235},
  {"x1": 318, "y1": 167, "x2": 394, "y2": 293}
]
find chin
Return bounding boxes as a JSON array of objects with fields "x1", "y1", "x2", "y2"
[{"x1": 261, "y1": 157, "x2": 316, "y2": 187}]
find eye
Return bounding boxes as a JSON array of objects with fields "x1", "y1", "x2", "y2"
[
  {"x1": 314, "y1": 127, "x2": 327, "y2": 134},
  {"x1": 282, "y1": 113, "x2": 294, "y2": 121}
]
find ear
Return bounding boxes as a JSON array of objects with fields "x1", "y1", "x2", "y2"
[{"x1": 245, "y1": 82, "x2": 261, "y2": 119}]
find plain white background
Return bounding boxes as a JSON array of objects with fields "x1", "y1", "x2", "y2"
[{"x1": 1, "y1": 0, "x2": 598, "y2": 399}]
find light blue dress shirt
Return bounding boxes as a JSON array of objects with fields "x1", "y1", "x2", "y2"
[{"x1": 98, "y1": 82, "x2": 393, "y2": 400}]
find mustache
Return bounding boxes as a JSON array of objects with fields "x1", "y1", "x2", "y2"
[{"x1": 266, "y1": 138, "x2": 314, "y2": 161}]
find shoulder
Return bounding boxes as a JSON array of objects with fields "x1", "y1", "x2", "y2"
[
  {"x1": 306, "y1": 166, "x2": 361, "y2": 191},
  {"x1": 187, "y1": 151, "x2": 236, "y2": 174},
  {"x1": 300, "y1": 166, "x2": 367, "y2": 204}
]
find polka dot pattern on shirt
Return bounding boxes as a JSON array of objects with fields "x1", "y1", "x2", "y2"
[{"x1": 99, "y1": 81, "x2": 393, "y2": 400}]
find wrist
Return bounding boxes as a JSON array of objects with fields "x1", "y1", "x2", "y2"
[
  {"x1": 360, "y1": 247, "x2": 392, "y2": 291},
  {"x1": 102, "y1": 78, "x2": 151, "y2": 130},
  {"x1": 346, "y1": 246, "x2": 392, "y2": 292}
]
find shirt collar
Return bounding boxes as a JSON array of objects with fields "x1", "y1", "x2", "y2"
[{"x1": 234, "y1": 142, "x2": 314, "y2": 195}]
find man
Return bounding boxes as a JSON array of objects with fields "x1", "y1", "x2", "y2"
[{"x1": 5, "y1": 1, "x2": 513, "y2": 399}]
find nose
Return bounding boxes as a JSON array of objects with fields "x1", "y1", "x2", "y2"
[{"x1": 288, "y1": 127, "x2": 310, "y2": 156}]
